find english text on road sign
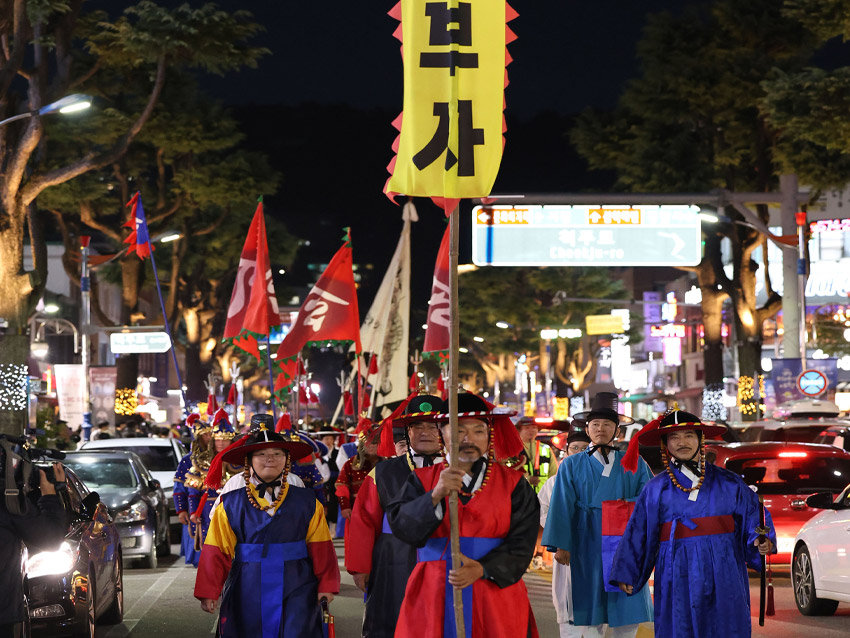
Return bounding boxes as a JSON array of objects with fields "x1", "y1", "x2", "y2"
[
  {"x1": 585, "y1": 314, "x2": 626, "y2": 335},
  {"x1": 796, "y1": 369, "x2": 828, "y2": 397},
  {"x1": 110, "y1": 331, "x2": 172, "y2": 354},
  {"x1": 472, "y1": 204, "x2": 702, "y2": 266}
]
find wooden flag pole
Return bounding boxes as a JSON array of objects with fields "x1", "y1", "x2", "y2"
[{"x1": 447, "y1": 205, "x2": 465, "y2": 637}]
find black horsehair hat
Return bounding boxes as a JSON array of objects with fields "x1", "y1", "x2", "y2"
[{"x1": 571, "y1": 391, "x2": 634, "y2": 426}]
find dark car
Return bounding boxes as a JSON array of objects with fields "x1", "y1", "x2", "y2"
[
  {"x1": 26, "y1": 466, "x2": 123, "y2": 638},
  {"x1": 62, "y1": 450, "x2": 170, "y2": 569}
]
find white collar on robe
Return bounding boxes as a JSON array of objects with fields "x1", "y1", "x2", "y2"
[
  {"x1": 676, "y1": 463, "x2": 701, "y2": 501},
  {"x1": 590, "y1": 448, "x2": 615, "y2": 477},
  {"x1": 411, "y1": 453, "x2": 444, "y2": 469},
  {"x1": 444, "y1": 454, "x2": 486, "y2": 493}
]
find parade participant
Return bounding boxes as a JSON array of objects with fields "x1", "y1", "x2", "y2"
[
  {"x1": 291, "y1": 430, "x2": 330, "y2": 506},
  {"x1": 314, "y1": 426, "x2": 343, "y2": 527},
  {"x1": 387, "y1": 392, "x2": 540, "y2": 638},
  {"x1": 335, "y1": 435, "x2": 359, "y2": 537},
  {"x1": 187, "y1": 408, "x2": 238, "y2": 550},
  {"x1": 195, "y1": 418, "x2": 340, "y2": 637},
  {"x1": 610, "y1": 408, "x2": 776, "y2": 638},
  {"x1": 336, "y1": 423, "x2": 381, "y2": 523},
  {"x1": 347, "y1": 392, "x2": 445, "y2": 638},
  {"x1": 174, "y1": 413, "x2": 212, "y2": 566},
  {"x1": 541, "y1": 392, "x2": 652, "y2": 638},
  {"x1": 516, "y1": 416, "x2": 554, "y2": 492},
  {"x1": 539, "y1": 429, "x2": 591, "y2": 638}
]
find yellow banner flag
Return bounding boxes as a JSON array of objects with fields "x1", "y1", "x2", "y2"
[{"x1": 385, "y1": 1, "x2": 517, "y2": 202}]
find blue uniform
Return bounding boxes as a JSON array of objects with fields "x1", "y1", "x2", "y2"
[
  {"x1": 541, "y1": 449, "x2": 654, "y2": 627},
  {"x1": 173, "y1": 452, "x2": 200, "y2": 566},
  {"x1": 290, "y1": 461, "x2": 327, "y2": 506},
  {"x1": 610, "y1": 462, "x2": 776, "y2": 638}
]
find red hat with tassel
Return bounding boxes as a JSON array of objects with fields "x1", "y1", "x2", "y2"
[{"x1": 433, "y1": 392, "x2": 522, "y2": 461}]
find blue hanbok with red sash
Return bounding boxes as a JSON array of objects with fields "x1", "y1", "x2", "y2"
[{"x1": 610, "y1": 462, "x2": 776, "y2": 638}]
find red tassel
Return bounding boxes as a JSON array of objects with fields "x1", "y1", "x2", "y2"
[
  {"x1": 226, "y1": 384, "x2": 237, "y2": 406},
  {"x1": 437, "y1": 376, "x2": 446, "y2": 400},
  {"x1": 275, "y1": 413, "x2": 292, "y2": 433},
  {"x1": 299, "y1": 385, "x2": 309, "y2": 404},
  {"x1": 343, "y1": 391, "x2": 354, "y2": 416},
  {"x1": 192, "y1": 492, "x2": 209, "y2": 519},
  {"x1": 361, "y1": 391, "x2": 371, "y2": 411},
  {"x1": 766, "y1": 568, "x2": 775, "y2": 616},
  {"x1": 409, "y1": 372, "x2": 419, "y2": 391},
  {"x1": 368, "y1": 354, "x2": 379, "y2": 376},
  {"x1": 206, "y1": 393, "x2": 218, "y2": 416},
  {"x1": 377, "y1": 391, "x2": 418, "y2": 457}
]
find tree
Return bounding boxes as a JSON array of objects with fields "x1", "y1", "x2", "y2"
[
  {"x1": 0, "y1": 1, "x2": 266, "y2": 432},
  {"x1": 457, "y1": 266, "x2": 637, "y2": 397},
  {"x1": 571, "y1": 0, "x2": 849, "y2": 417}
]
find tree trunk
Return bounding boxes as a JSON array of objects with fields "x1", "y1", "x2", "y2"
[
  {"x1": 184, "y1": 342, "x2": 206, "y2": 402},
  {"x1": 0, "y1": 220, "x2": 35, "y2": 434}
]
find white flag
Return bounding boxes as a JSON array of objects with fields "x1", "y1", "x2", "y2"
[{"x1": 359, "y1": 202, "x2": 416, "y2": 410}]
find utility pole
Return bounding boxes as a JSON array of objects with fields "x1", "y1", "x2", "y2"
[
  {"x1": 80, "y1": 236, "x2": 92, "y2": 442},
  {"x1": 780, "y1": 174, "x2": 801, "y2": 359}
]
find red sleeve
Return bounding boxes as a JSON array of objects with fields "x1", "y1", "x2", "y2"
[
  {"x1": 345, "y1": 475, "x2": 383, "y2": 575},
  {"x1": 194, "y1": 545, "x2": 232, "y2": 600},
  {"x1": 336, "y1": 460, "x2": 352, "y2": 510},
  {"x1": 308, "y1": 541, "x2": 341, "y2": 594}
]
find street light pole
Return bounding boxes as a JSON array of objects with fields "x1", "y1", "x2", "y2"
[
  {"x1": 0, "y1": 94, "x2": 91, "y2": 128},
  {"x1": 796, "y1": 211, "x2": 808, "y2": 362},
  {"x1": 80, "y1": 236, "x2": 92, "y2": 442}
]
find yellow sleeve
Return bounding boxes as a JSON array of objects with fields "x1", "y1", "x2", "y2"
[
  {"x1": 306, "y1": 498, "x2": 332, "y2": 543},
  {"x1": 204, "y1": 502, "x2": 237, "y2": 559}
]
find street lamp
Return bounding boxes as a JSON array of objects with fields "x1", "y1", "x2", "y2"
[{"x1": 0, "y1": 94, "x2": 92, "y2": 128}]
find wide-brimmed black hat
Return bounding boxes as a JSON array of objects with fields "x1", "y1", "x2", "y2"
[
  {"x1": 635, "y1": 408, "x2": 726, "y2": 446},
  {"x1": 434, "y1": 392, "x2": 518, "y2": 420},
  {"x1": 572, "y1": 392, "x2": 634, "y2": 425},
  {"x1": 393, "y1": 394, "x2": 444, "y2": 425},
  {"x1": 220, "y1": 423, "x2": 313, "y2": 467}
]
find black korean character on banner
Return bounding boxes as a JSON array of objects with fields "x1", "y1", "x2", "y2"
[
  {"x1": 420, "y1": 2, "x2": 478, "y2": 75},
  {"x1": 413, "y1": 100, "x2": 484, "y2": 176}
]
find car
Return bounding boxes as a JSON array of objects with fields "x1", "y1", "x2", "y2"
[
  {"x1": 62, "y1": 450, "x2": 170, "y2": 568},
  {"x1": 708, "y1": 441, "x2": 850, "y2": 563},
  {"x1": 26, "y1": 466, "x2": 123, "y2": 638},
  {"x1": 80, "y1": 437, "x2": 187, "y2": 513},
  {"x1": 791, "y1": 484, "x2": 850, "y2": 615},
  {"x1": 733, "y1": 399, "x2": 850, "y2": 449}
]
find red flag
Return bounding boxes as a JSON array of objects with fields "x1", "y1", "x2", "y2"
[
  {"x1": 423, "y1": 224, "x2": 450, "y2": 357},
  {"x1": 274, "y1": 235, "x2": 361, "y2": 392},
  {"x1": 223, "y1": 201, "x2": 281, "y2": 359},
  {"x1": 123, "y1": 193, "x2": 153, "y2": 260}
]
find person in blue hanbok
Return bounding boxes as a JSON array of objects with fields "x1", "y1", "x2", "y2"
[
  {"x1": 611, "y1": 408, "x2": 776, "y2": 638},
  {"x1": 174, "y1": 413, "x2": 212, "y2": 566},
  {"x1": 541, "y1": 393, "x2": 653, "y2": 638}
]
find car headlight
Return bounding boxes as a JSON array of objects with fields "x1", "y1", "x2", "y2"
[
  {"x1": 113, "y1": 501, "x2": 148, "y2": 523},
  {"x1": 26, "y1": 542, "x2": 76, "y2": 578}
]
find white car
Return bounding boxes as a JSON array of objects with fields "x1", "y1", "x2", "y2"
[
  {"x1": 792, "y1": 484, "x2": 850, "y2": 615},
  {"x1": 81, "y1": 437, "x2": 188, "y2": 511}
]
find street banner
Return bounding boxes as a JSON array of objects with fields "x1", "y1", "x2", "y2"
[
  {"x1": 275, "y1": 232, "x2": 362, "y2": 393},
  {"x1": 359, "y1": 202, "x2": 416, "y2": 407},
  {"x1": 770, "y1": 358, "x2": 839, "y2": 403},
  {"x1": 54, "y1": 364, "x2": 85, "y2": 431},
  {"x1": 89, "y1": 366, "x2": 117, "y2": 429},
  {"x1": 384, "y1": 0, "x2": 517, "y2": 204},
  {"x1": 223, "y1": 201, "x2": 281, "y2": 360},
  {"x1": 423, "y1": 223, "x2": 451, "y2": 358}
]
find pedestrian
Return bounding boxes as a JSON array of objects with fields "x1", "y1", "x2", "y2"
[
  {"x1": 541, "y1": 392, "x2": 653, "y2": 638},
  {"x1": 173, "y1": 413, "x2": 212, "y2": 567},
  {"x1": 539, "y1": 428, "x2": 591, "y2": 638},
  {"x1": 516, "y1": 416, "x2": 554, "y2": 492},
  {"x1": 611, "y1": 407, "x2": 776, "y2": 638},
  {"x1": 346, "y1": 392, "x2": 445, "y2": 638},
  {"x1": 387, "y1": 392, "x2": 540, "y2": 638},
  {"x1": 194, "y1": 415, "x2": 340, "y2": 637}
]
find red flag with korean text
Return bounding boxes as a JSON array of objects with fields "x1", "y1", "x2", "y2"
[
  {"x1": 222, "y1": 201, "x2": 280, "y2": 360},
  {"x1": 422, "y1": 224, "x2": 450, "y2": 358},
  {"x1": 274, "y1": 233, "x2": 362, "y2": 393}
]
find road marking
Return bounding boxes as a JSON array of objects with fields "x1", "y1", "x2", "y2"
[{"x1": 104, "y1": 562, "x2": 188, "y2": 638}]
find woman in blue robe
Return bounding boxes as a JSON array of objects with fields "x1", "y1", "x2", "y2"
[
  {"x1": 611, "y1": 408, "x2": 776, "y2": 638},
  {"x1": 541, "y1": 392, "x2": 654, "y2": 637}
]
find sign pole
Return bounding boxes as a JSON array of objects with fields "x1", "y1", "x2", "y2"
[
  {"x1": 447, "y1": 205, "x2": 464, "y2": 638},
  {"x1": 80, "y1": 236, "x2": 92, "y2": 442}
]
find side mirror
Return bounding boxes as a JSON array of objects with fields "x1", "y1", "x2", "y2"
[
  {"x1": 148, "y1": 479, "x2": 161, "y2": 491},
  {"x1": 81, "y1": 491, "x2": 101, "y2": 519},
  {"x1": 805, "y1": 492, "x2": 837, "y2": 510}
]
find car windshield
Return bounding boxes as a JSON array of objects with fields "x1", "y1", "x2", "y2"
[
  {"x1": 63, "y1": 459, "x2": 138, "y2": 489},
  {"x1": 726, "y1": 456, "x2": 850, "y2": 494},
  {"x1": 94, "y1": 445, "x2": 175, "y2": 472}
]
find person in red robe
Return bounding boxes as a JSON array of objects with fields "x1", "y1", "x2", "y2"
[
  {"x1": 347, "y1": 392, "x2": 445, "y2": 638},
  {"x1": 386, "y1": 393, "x2": 540, "y2": 638}
]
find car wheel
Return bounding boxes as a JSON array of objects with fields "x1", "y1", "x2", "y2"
[
  {"x1": 72, "y1": 571, "x2": 96, "y2": 638},
  {"x1": 140, "y1": 531, "x2": 158, "y2": 569},
  {"x1": 100, "y1": 554, "x2": 124, "y2": 624},
  {"x1": 793, "y1": 544, "x2": 839, "y2": 616}
]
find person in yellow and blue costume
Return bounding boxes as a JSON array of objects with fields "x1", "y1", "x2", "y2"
[{"x1": 194, "y1": 414, "x2": 340, "y2": 637}]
